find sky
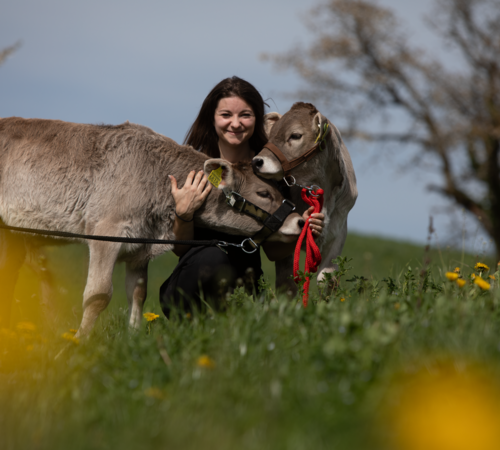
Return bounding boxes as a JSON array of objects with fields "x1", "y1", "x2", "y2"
[{"x1": 0, "y1": 0, "x2": 491, "y2": 252}]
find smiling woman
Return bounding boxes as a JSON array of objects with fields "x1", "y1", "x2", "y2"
[
  {"x1": 183, "y1": 76, "x2": 269, "y2": 159},
  {"x1": 159, "y1": 76, "x2": 325, "y2": 317},
  {"x1": 213, "y1": 97, "x2": 256, "y2": 163}
]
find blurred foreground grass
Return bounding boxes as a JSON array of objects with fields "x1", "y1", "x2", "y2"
[{"x1": 2, "y1": 233, "x2": 500, "y2": 450}]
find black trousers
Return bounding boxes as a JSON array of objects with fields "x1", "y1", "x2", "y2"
[{"x1": 159, "y1": 246, "x2": 260, "y2": 317}]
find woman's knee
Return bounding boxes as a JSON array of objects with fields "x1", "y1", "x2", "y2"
[
  {"x1": 159, "y1": 247, "x2": 235, "y2": 317},
  {"x1": 195, "y1": 247, "x2": 230, "y2": 266},
  {"x1": 194, "y1": 247, "x2": 234, "y2": 281}
]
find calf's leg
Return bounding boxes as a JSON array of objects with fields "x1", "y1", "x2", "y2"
[
  {"x1": 76, "y1": 241, "x2": 121, "y2": 338},
  {"x1": 317, "y1": 227, "x2": 348, "y2": 292},
  {"x1": 126, "y1": 261, "x2": 148, "y2": 330}
]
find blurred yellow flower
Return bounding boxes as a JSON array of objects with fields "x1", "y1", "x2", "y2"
[
  {"x1": 16, "y1": 322, "x2": 36, "y2": 332},
  {"x1": 0, "y1": 328, "x2": 17, "y2": 339},
  {"x1": 445, "y1": 272, "x2": 459, "y2": 281},
  {"x1": 456, "y1": 279, "x2": 466, "y2": 288},
  {"x1": 386, "y1": 363, "x2": 500, "y2": 450},
  {"x1": 453, "y1": 267, "x2": 460, "y2": 273},
  {"x1": 340, "y1": 298, "x2": 345, "y2": 302},
  {"x1": 471, "y1": 273, "x2": 476, "y2": 279},
  {"x1": 475, "y1": 262, "x2": 490, "y2": 272},
  {"x1": 69, "y1": 329, "x2": 78, "y2": 334},
  {"x1": 62, "y1": 332, "x2": 79, "y2": 344},
  {"x1": 474, "y1": 277, "x2": 491, "y2": 290},
  {"x1": 144, "y1": 387, "x2": 164, "y2": 399},
  {"x1": 489, "y1": 275, "x2": 495, "y2": 280},
  {"x1": 143, "y1": 313, "x2": 160, "y2": 322},
  {"x1": 197, "y1": 355, "x2": 215, "y2": 369},
  {"x1": 185, "y1": 312, "x2": 192, "y2": 319},
  {"x1": 394, "y1": 302, "x2": 400, "y2": 310}
]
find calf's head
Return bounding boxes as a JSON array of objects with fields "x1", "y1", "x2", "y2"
[
  {"x1": 203, "y1": 158, "x2": 303, "y2": 241},
  {"x1": 252, "y1": 102, "x2": 331, "y2": 180}
]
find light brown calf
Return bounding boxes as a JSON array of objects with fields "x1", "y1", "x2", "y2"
[
  {"x1": 252, "y1": 103, "x2": 358, "y2": 293},
  {"x1": 0, "y1": 118, "x2": 302, "y2": 335}
]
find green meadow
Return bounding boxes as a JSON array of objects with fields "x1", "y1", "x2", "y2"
[{"x1": 2, "y1": 233, "x2": 500, "y2": 450}]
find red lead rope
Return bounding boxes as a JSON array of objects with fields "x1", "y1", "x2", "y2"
[{"x1": 293, "y1": 188, "x2": 324, "y2": 307}]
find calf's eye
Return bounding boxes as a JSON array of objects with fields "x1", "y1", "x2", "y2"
[
  {"x1": 257, "y1": 191, "x2": 271, "y2": 199},
  {"x1": 289, "y1": 133, "x2": 302, "y2": 140}
]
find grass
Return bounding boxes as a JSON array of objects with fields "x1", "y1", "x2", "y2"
[{"x1": 2, "y1": 232, "x2": 500, "y2": 450}]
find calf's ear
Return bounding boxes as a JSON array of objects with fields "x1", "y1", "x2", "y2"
[
  {"x1": 312, "y1": 112, "x2": 329, "y2": 141},
  {"x1": 264, "y1": 112, "x2": 282, "y2": 137},
  {"x1": 204, "y1": 158, "x2": 235, "y2": 189}
]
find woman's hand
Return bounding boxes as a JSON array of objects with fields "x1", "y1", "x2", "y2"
[
  {"x1": 263, "y1": 207, "x2": 325, "y2": 261},
  {"x1": 170, "y1": 170, "x2": 212, "y2": 220},
  {"x1": 303, "y1": 206, "x2": 325, "y2": 238}
]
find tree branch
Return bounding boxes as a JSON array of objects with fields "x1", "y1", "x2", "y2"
[{"x1": 0, "y1": 41, "x2": 21, "y2": 67}]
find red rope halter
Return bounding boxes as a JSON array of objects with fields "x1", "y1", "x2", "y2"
[{"x1": 293, "y1": 188, "x2": 324, "y2": 307}]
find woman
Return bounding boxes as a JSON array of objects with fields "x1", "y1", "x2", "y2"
[{"x1": 159, "y1": 76, "x2": 324, "y2": 316}]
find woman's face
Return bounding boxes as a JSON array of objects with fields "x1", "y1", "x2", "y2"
[{"x1": 214, "y1": 96, "x2": 256, "y2": 148}]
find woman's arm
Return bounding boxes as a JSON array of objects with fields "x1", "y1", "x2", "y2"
[
  {"x1": 262, "y1": 207, "x2": 325, "y2": 261},
  {"x1": 170, "y1": 170, "x2": 212, "y2": 257}
]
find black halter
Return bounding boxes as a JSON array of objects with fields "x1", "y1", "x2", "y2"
[{"x1": 223, "y1": 189, "x2": 296, "y2": 253}]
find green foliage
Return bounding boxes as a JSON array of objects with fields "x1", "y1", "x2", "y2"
[{"x1": 2, "y1": 233, "x2": 500, "y2": 449}]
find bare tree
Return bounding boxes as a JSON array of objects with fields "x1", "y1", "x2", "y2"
[
  {"x1": 263, "y1": 0, "x2": 500, "y2": 258},
  {"x1": 0, "y1": 41, "x2": 21, "y2": 68}
]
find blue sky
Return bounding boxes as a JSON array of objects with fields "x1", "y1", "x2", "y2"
[{"x1": 0, "y1": 0, "x2": 491, "y2": 251}]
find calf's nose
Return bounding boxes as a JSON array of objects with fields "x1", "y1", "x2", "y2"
[
  {"x1": 298, "y1": 219, "x2": 305, "y2": 229},
  {"x1": 252, "y1": 158, "x2": 264, "y2": 170}
]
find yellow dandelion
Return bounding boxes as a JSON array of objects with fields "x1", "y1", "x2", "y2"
[
  {"x1": 340, "y1": 298, "x2": 345, "y2": 302},
  {"x1": 474, "y1": 277, "x2": 491, "y2": 290},
  {"x1": 471, "y1": 273, "x2": 476, "y2": 279},
  {"x1": 453, "y1": 267, "x2": 461, "y2": 273},
  {"x1": 16, "y1": 322, "x2": 36, "y2": 332},
  {"x1": 394, "y1": 302, "x2": 400, "y2": 310},
  {"x1": 1, "y1": 328, "x2": 17, "y2": 339},
  {"x1": 143, "y1": 313, "x2": 160, "y2": 322},
  {"x1": 489, "y1": 275, "x2": 496, "y2": 280},
  {"x1": 475, "y1": 262, "x2": 490, "y2": 272},
  {"x1": 445, "y1": 272, "x2": 459, "y2": 281},
  {"x1": 456, "y1": 279, "x2": 466, "y2": 288},
  {"x1": 62, "y1": 332, "x2": 80, "y2": 344},
  {"x1": 197, "y1": 355, "x2": 215, "y2": 369},
  {"x1": 144, "y1": 387, "x2": 164, "y2": 399},
  {"x1": 387, "y1": 363, "x2": 500, "y2": 450}
]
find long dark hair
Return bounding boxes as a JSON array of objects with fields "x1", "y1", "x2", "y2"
[{"x1": 184, "y1": 76, "x2": 269, "y2": 158}]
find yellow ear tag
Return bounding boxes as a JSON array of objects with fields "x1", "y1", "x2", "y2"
[{"x1": 208, "y1": 166, "x2": 223, "y2": 188}]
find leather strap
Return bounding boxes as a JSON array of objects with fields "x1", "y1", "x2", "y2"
[
  {"x1": 249, "y1": 199, "x2": 297, "y2": 248},
  {"x1": 262, "y1": 142, "x2": 293, "y2": 175},
  {"x1": 226, "y1": 193, "x2": 269, "y2": 223},
  {"x1": 262, "y1": 199, "x2": 296, "y2": 233},
  {"x1": 224, "y1": 191, "x2": 296, "y2": 249},
  {"x1": 262, "y1": 127, "x2": 331, "y2": 177}
]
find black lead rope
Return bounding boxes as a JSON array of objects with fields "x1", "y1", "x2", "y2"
[
  {"x1": 0, "y1": 194, "x2": 297, "y2": 254},
  {"x1": 0, "y1": 223, "x2": 221, "y2": 248}
]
